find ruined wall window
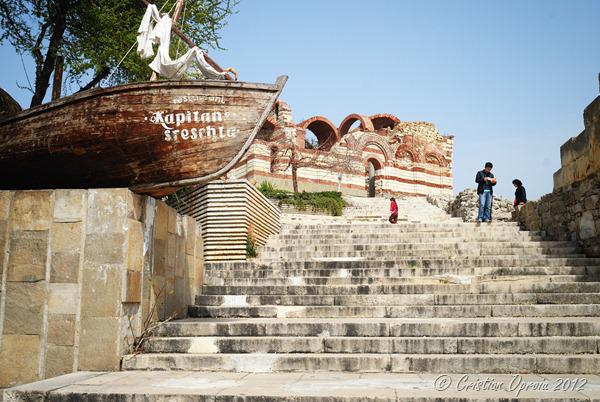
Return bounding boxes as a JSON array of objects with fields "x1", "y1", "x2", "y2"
[{"x1": 300, "y1": 117, "x2": 339, "y2": 151}]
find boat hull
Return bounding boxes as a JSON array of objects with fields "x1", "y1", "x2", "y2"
[{"x1": 0, "y1": 77, "x2": 286, "y2": 197}]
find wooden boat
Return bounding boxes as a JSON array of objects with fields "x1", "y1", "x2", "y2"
[
  {"x1": 0, "y1": 0, "x2": 288, "y2": 197},
  {"x1": 0, "y1": 77, "x2": 286, "y2": 197}
]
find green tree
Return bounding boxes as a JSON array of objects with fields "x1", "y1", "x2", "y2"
[{"x1": 0, "y1": 0, "x2": 237, "y2": 107}]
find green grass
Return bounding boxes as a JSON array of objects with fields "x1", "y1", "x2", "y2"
[{"x1": 258, "y1": 181, "x2": 346, "y2": 216}]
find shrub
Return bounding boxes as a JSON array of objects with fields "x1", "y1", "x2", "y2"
[
  {"x1": 246, "y1": 235, "x2": 257, "y2": 258},
  {"x1": 258, "y1": 182, "x2": 345, "y2": 216}
]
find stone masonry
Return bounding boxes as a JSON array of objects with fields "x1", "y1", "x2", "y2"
[
  {"x1": 0, "y1": 189, "x2": 203, "y2": 389},
  {"x1": 517, "y1": 91, "x2": 600, "y2": 257}
]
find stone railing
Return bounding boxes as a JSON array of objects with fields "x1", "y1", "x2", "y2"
[{"x1": 168, "y1": 180, "x2": 281, "y2": 262}]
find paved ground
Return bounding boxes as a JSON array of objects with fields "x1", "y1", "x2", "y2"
[{"x1": 5, "y1": 371, "x2": 600, "y2": 401}]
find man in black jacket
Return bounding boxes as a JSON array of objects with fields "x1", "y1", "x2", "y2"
[{"x1": 475, "y1": 162, "x2": 497, "y2": 222}]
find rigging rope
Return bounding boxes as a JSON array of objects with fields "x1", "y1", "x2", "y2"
[{"x1": 175, "y1": 1, "x2": 187, "y2": 58}]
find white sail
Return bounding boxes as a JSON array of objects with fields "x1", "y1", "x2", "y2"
[{"x1": 136, "y1": 4, "x2": 227, "y2": 80}]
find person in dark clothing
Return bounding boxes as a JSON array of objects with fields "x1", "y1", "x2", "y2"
[
  {"x1": 475, "y1": 162, "x2": 497, "y2": 222},
  {"x1": 389, "y1": 197, "x2": 398, "y2": 224},
  {"x1": 512, "y1": 179, "x2": 527, "y2": 207}
]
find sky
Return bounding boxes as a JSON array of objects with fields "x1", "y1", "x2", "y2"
[{"x1": 1, "y1": 0, "x2": 599, "y2": 200}]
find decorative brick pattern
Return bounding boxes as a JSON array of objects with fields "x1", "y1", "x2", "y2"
[{"x1": 226, "y1": 104, "x2": 454, "y2": 197}]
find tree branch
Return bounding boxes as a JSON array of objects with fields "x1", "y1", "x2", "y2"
[{"x1": 77, "y1": 66, "x2": 110, "y2": 92}]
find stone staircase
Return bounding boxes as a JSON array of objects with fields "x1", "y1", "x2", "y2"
[{"x1": 121, "y1": 197, "x2": 600, "y2": 376}]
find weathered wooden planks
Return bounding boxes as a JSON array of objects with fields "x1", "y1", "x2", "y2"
[{"x1": 0, "y1": 77, "x2": 287, "y2": 197}]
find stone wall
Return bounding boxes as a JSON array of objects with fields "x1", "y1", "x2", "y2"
[
  {"x1": 553, "y1": 95, "x2": 600, "y2": 189},
  {"x1": 516, "y1": 92, "x2": 600, "y2": 257},
  {"x1": 517, "y1": 173, "x2": 600, "y2": 256},
  {"x1": 0, "y1": 189, "x2": 203, "y2": 388}
]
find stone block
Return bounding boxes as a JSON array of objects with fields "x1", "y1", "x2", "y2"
[
  {"x1": 0, "y1": 220, "x2": 7, "y2": 277},
  {"x1": 185, "y1": 217, "x2": 196, "y2": 255},
  {"x1": 124, "y1": 270, "x2": 142, "y2": 303},
  {"x1": 51, "y1": 222, "x2": 83, "y2": 253},
  {"x1": 53, "y1": 190, "x2": 85, "y2": 223},
  {"x1": 167, "y1": 206, "x2": 177, "y2": 234},
  {"x1": 47, "y1": 314, "x2": 76, "y2": 346},
  {"x1": 0, "y1": 191, "x2": 12, "y2": 220},
  {"x1": 3, "y1": 282, "x2": 45, "y2": 334},
  {"x1": 585, "y1": 194, "x2": 599, "y2": 210},
  {"x1": 166, "y1": 234, "x2": 177, "y2": 270},
  {"x1": 48, "y1": 283, "x2": 79, "y2": 315},
  {"x1": 6, "y1": 230, "x2": 48, "y2": 282},
  {"x1": 84, "y1": 233, "x2": 126, "y2": 265},
  {"x1": 85, "y1": 189, "x2": 128, "y2": 235},
  {"x1": 152, "y1": 238, "x2": 167, "y2": 276},
  {"x1": 11, "y1": 191, "x2": 53, "y2": 231},
  {"x1": 154, "y1": 202, "x2": 168, "y2": 241},
  {"x1": 78, "y1": 317, "x2": 120, "y2": 370},
  {"x1": 44, "y1": 345, "x2": 74, "y2": 378},
  {"x1": 127, "y1": 220, "x2": 144, "y2": 272},
  {"x1": 50, "y1": 251, "x2": 80, "y2": 283},
  {"x1": 579, "y1": 211, "x2": 596, "y2": 240},
  {"x1": 80, "y1": 264, "x2": 122, "y2": 317},
  {"x1": 127, "y1": 191, "x2": 144, "y2": 221},
  {"x1": 0, "y1": 334, "x2": 40, "y2": 388},
  {"x1": 185, "y1": 254, "x2": 195, "y2": 279},
  {"x1": 175, "y1": 236, "x2": 186, "y2": 277},
  {"x1": 195, "y1": 236, "x2": 204, "y2": 257}
]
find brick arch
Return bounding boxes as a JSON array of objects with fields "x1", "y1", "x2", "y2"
[
  {"x1": 423, "y1": 144, "x2": 447, "y2": 167},
  {"x1": 339, "y1": 114, "x2": 375, "y2": 137},
  {"x1": 356, "y1": 133, "x2": 394, "y2": 162},
  {"x1": 425, "y1": 152, "x2": 446, "y2": 167},
  {"x1": 257, "y1": 118, "x2": 278, "y2": 141},
  {"x1": 395, "y1": 144, "x2": 421, "y2": 163},
  {"x1": 370, "y1": 113, "x2": 400, "y2": 131},
  {"x1": 364, "y1": 157, "x2": 383, "y2": 171},
  {"x1": 298, "y1": 116, "x2": 340, "y2": 150}
]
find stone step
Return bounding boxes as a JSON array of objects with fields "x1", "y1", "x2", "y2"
[
  {"x1": 194, "y1": 292, "x2": 600, "y2": 306},
  {"x1": 204, "y1": 274, "x2": 591, "y2": 286},
  {"x1": 261, "y1": 241, "x2": 578, "y2": 252},
  {"x1": 258, "y1": 249, "x2": 585, "y2": 260},
  {"x1": 273, "y1": 231, "x2": 536, "y2": 240},
  {"x1": 8, "y1": 371, "x2": 597, "y2": 401},
  {"x1": 188, "y1": 303, "x2": 600, "y2": 319},
  {"x1": 206, "y1": 257, "x2": 600, "y2": 271},
  {"x1": 267, "y1": 235, "x2": 546, "y2": 245},
  {"x1": 201, "y1": 282, "x2": 600, "y2": 296},
  {"x1": 122, "y1": 352, "x2": 600, "y2": 373},
  {"x1": 143, "y1": 336, "x2": 600, "y2": 355},
  {"x1": 151, "y1": 318, "x2": 600, "y2": 338},
  {"x1": 205, "y1": 265, "x2": 600, "y2": 279},
  {"x1": 279, "y1": 222, "x2": 521, "y2": 231}
]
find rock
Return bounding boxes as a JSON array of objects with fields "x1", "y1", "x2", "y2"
[
  {"x1": 448, "y1": 188, "x2": 515, "y2": 222},
  {"x1": 426, "y1": 193, "x2": 453, "y2": 213}
]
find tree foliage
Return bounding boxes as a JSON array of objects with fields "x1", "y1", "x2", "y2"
[{"x1": 0, "y1": 0, "x2": 238, "y2": 107}]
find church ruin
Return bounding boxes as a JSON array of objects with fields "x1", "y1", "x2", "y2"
[{"x1": 225, "y1": 101, "x2": 454, "y2": 197}]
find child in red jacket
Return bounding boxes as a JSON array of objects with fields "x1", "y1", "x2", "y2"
[{"x1": 389, "y1": 197, "x2": 398, "y2": 224}]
